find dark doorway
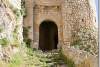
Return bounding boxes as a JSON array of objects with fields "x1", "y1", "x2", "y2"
[{"x1": 39, "y1": 20, "x2": 58, "y2": 51}]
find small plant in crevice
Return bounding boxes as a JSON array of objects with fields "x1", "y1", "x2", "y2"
[
  {"x1": 0, "y1": 38, "x2": 9, "y2": 47},
  {"x1": 8, "y1": 3, "x2": 20, "y2": 20},
  {"x1": 0, "y1": 26, "x2": 3, "y2": 33},
  {"x1": 21, "y1": 0, "x2": 26, "y2": 17},
  {"x1": 13, "y1": 8, "x2": 26, "y2": 21},
  {"x1": 8, "y1": 0, "x2": 26, "y2": 20},
  {"x1": 13, "y1": 9, "x2": 21, "y2": 21},
  {"x1": 23, "y1": 26, "x2": 32, "y2": 48},
  {"x1": 12, "y1": 25, "x2": 20, "y2": 47}
]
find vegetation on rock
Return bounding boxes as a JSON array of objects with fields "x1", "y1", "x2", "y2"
[
  {"x1": 23, "y1": 26, "x2": 32, "y2": 48},
  {"x1": 71, "y1": 26, "x2": 98, "y2": 55},
  {"x1": 0, "y1": 25, "x2": 4, "y2": 33},
  {"x1": 0, "y1": 38, "x2": 9, "y2": 47},
  {"x1": 0, "y1": 44, "x2": 68, "y2": 67}
]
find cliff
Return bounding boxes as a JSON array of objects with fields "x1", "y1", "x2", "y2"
[{"x1": 0, "y1": 0, "x2": 23, "y2": 61}]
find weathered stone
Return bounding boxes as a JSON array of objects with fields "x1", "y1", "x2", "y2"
[
  {"x1": 24, "y1": 0, "x2": 97, "y2": 51},
  {"x1": 62, "y1": 45, "x2": 98, "y2": 67},
  {"x1": 0, "y1": 0, "x2": 97, "y2": 67},
  {"x1": 0, "y1": 0, "x2": 23, "y2": 60}
]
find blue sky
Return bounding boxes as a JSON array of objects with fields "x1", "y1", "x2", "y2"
[{"x1": 95, "y1": 0, "x2": 98, "y2": 25}]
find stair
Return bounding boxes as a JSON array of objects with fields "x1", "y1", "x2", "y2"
[
  {"x1": 23, "y1": 49, "x2": 67, "y2": 67},
  {"x1": 38, "y1": 50, "x2": 67, "y2": 67}
]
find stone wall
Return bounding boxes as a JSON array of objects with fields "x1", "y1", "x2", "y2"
[
  {"x1": 24, "y1": 0, "x2": 63, "y2": 48},
  {"x1": 61, "y1": 0, "x2": 98, "y2": 67},
  {"x1": 62, "y1": 0, "x2": 97, "y2": 44},
  {"x1": 23, "y1": 0, "x2": 98, "y2": 66},
  {"x1": 23, "y1": 0, "x2": 98, "y2": 52},
  {"x1": 62, "y1": 0, "x2": 98, "y2": 56},
  {"x1": 23, "y1": 0, "x2": 35, "y2": 48},
  {"x1": 23, "y1": 0, "x2": 34, "y2": 45}
]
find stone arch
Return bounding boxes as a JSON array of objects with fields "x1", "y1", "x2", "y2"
[{"x1": 39, "y1": 20, "x2": 58, "y2": 51}]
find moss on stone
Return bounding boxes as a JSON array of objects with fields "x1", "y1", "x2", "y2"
[
  {"x1": 0, "y1": 28, "x2": 3, "y2": 33},
  {"x1": 0, "y1": 25, "x2": 4, "y2": 33}
]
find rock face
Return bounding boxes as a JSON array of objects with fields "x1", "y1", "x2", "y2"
[
  {"x1": 62, "y1": 45, "x2": 98, "y2": 67},
  {"x1": 0, "y1": 0, "x2": 23, "y2": 60}
]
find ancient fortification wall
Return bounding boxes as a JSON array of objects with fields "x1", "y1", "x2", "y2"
[
  {"x1": 62, "y1": 0, "x2": 97, "y2": 44},
  {"x1": 23, "y1": 0, "x2": 98, "y2": 67},
  {"x1": 24, "y1": 0, "x2": 97, "y2": 49},
  {"x1": 0, "y1": 0, "x2": 98, "y2": 67},
  {"x1": 61, "y1": 1, "x2": 98, "y2": 67}
]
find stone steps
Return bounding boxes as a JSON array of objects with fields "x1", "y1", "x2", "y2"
[
  {"x1": 23, "y1": 50, "x2": 68, "y2": 67},
  {"x1": 42, "y1": 50, "x2": 67, "y2": 67}
]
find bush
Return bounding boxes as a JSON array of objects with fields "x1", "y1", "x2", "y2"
[
  {"x1": 23, "y1": 26, "x2": 32, "y2": 47},
  {"x1": 8, "y1": 53, "x2": 23, "y2": 67},
  {"x1": 0, "y1": 26, "x2": 3, "y2": 33},
  {"x1": 21, "y1": 0, "x2": 26, "y2": 17},
  {"x1": 60, "y1": 51, "x2": 75, "y2": 67},
  {"x1": 0, "y1": 38, "x2": 9, "y2": 46},
  {"x1": 12, "y1": 33, "x2": 20, "y2": 47}
]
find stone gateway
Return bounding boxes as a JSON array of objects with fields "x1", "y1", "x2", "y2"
[
  {"x1": 39, "y1": 20, "x2": 58, "y2": 51},
  {"x1": 24, "y1": 0, "x2": 97, "y2": 51}
]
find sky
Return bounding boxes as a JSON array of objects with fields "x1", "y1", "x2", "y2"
[{"x1": 95, "y1": 0, "x2": 98, "y2": 26}]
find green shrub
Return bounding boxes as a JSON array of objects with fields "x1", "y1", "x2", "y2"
[
  {"x1": 11, "y1": 39, "x2": 20, "y2": 47},
  {"x1": 12, "y1": 33, "x2": 19, "y2": 47},
  {"x1": 23, "y1": 26, "x2": 32, "y2": 47},
  {"x1": 60, "y1": 51, "x2": 75, "y2": 67},
  {"x1": 13, "y1": 9, "x2": 21, "y2": 20},
  {"x1": 21, "y1": 0, "x2": 26, "y2": 17},
  {"x1": 0, "y1": 38, "x2": 9, "y2": 46},
  {"x1": 8, "y1": 53, "x2": 23, "y2": 67},
  {"x1": 0, "y1": 27, "x2": 3, "y2": 33},
  {"x1": 20, "y1": 7, "x2": 26, "y2": 17}
]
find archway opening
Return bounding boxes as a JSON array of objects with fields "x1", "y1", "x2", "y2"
[{"x1": 39, "y1": 20, "x2": 58, "y2": 51}]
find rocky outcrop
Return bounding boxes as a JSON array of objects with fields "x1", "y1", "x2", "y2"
[
  {"x1": 61, "y1": 45, "x2": 98, "y2": 67},
  {"x1": 0, "y1": 0, "x2": 23, "y2": 61}
]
